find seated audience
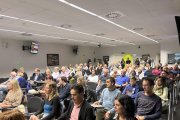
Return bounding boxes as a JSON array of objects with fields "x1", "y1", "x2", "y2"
[
  {"x1": 58, "y1": 84, "x2": 95, "y2": 120},
  {"x1": 0, "y1": 109, "x2": 25, "y2": 120},
  {"x1": 0, "y1": 71, "x2": 19, "y2": 93},
  {"x1": 115, "y1": 70, "x2": 130, "y2": 91},
  {"x1": 135, "y1": 77, "x2": 162, "y2": 120},
  {"x1": 52, "y1": 67, "x2": 60, "y2": 81},
  {"x1": 153, "y1": 76, "x2": 168, "y2": 110},
  {"x1": 30, "y1": 68, "x2": 44, "y2": 81},
  {"x1": 93, "y1": 77, "x2": 120, "y2": 120},
  {"x1": 19, "y1": 67, "x2": 28, "y2": 80},
  {"x1": 30, "y1": 81, "x2": 61, "y2": 120},
  {"x1": 58, "y1": 76, "x2": 71, "y2": 101},
  {"x1": 96, "y1": 68, "x2": 110, "y2": 94},
  {"x1": 113, "y1": 94, "x2": 137, "y2": 120},
  {"x1": 17, "y1": 72, "x2": 28, "y2": 88},
  {"x1": 152, "y1": 65, "x2": 161, "y2": 76},
  {"x1": 122, "y1": 77, "x2": 139, "y2": 100},
  {"x1": 87, "y1": 69, "x2": 98, "y2": 83},
  {"x1": 0, "y1": 79, "x2": 23, "y2": 108}
]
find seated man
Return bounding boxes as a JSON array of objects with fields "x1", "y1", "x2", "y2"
[
  {"x1": 122, "y1": 77, "x2": 139, "y2": 100},
  {"x1": 0, "y1": 71, "x2": 19, "y2": 93},
  {"x1": 96, "y1": 68, "x2": 110, "y2": 94},
  {"x1": 135, "y1": 77, "x2": 162, "y2": 120},
  {"x1": 58, "y1": 84, "x2": 95, "y2": 120},
  {"x1": 115, "y1": 70, "x2": 130, "y2": 91},
  {"x1": 30, "y1": 68, "x2": 44, "y2": 81},
  {"x1": 57, "y1": 76, "x2": 71, "y2": 101},
  {"x1": 93, "y1": 77, "x2": 120, "y2": 120}
]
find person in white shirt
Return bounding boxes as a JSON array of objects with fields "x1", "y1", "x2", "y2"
[
  {"x1": 87, "y1": 69, "x2": 98, "y2": 83},
  {"x1": 52, "y1": 67, "x2": 60, "y2": 81}
]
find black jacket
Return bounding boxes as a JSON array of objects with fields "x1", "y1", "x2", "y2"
[
  {"x1": 30, "y1": 73, "x2": 44, "y2": 81},
  {"x1": 58, "y1": 100, "x2": 95, "y2": 120}
]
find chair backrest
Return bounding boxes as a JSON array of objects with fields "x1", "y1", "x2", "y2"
[
  {"x1": 86, "y1": 82, "x2": 97, "y2": 91},
  {"x1": 27, "y1": 96, "x2": 44, "y2": 113}
]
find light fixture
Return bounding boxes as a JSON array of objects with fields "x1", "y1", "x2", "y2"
[
  {"x1": 146, "y1": 35, "x2": 156, "y2": 37},
  {"x1": 105, "y1": 11, "x2": 125, "y2": 19},
  {"x1": 94, "y1": 33, "x2": 105, "y2": 36},
  {"x1": 133, "y1": 28, "x2": 144, "y2": 31},
  {"x1": 58, "y1": 0, "x2": 159, "y2": 44},
  {"x1": 60, "y1": 24, "x2": 72, "y2": 28},
  {"x1": 21, "y1": 32, "x2": 33, "y2": 36}
]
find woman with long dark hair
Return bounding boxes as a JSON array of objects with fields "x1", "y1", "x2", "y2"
[{"x1": 114, "y1": 94, "x2": 137, "y2": 120}]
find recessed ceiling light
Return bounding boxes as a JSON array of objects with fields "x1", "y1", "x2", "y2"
[
  {"x1": 105, "y1": 11, "x2": 125, "y2": 19},
  {"x1": 59, "y1": 38, "x2": 68, "y2": 41},
  {"x1": 21, "y1": 32, "x2": 33, "y2": 36},
  {"x1": 154, "y1": 38, "x2": 162, "y2": 41},
  {"x1": 146, "y1": 35, "x2": 156, "y2": 37},
  {"x1": 94, "y1": 33, "x2": 105, "y2": 36},
  {"x1": 60, "y1": 24, "x2": 72, "y2": 28},
  {"x1": 133, "y1": 28, "x2": 144, "y2": 31}
]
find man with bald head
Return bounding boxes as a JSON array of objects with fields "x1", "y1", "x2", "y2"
[
  {"x1": 96, "y1": 68, "x2": 110, "y2": 94},
  {"x1": 0, "y1": 71, "x2": 19, "y2": 94}
]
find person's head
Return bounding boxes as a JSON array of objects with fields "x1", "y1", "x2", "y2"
[
  {"x1": 7, "y1": 79, "x2": 21, "y2": 92},
  {"x1": 10, "y1": 71, "x2": 17, "y2": 78},
  {"x1": 58, "y1": 76, "x2": 68, "y2": 85},
  {"x1": 160, "y1": 70, "x2": 168, "y2": 77},
  {"x1": 91, "y1": 69, "x2": 96, "y2": 75},
  {"x1": 61, "y1": 66, "x2": 66, "y2": 72},
  {"x1": 142, "y1": 77, "x2": 154, "y2": 94},
  {"x1": 19, "y1": 67, "x2": 25, "y2": 73},
  {"x1": 35, "y1": 68, "x2": 40, "y2": 74},
  {"x1": 130, "y1": 77, "x2": 137, "y2": 86},
  {"x1": 106, "y1": 77, "x2": 115, "y2": 89},
  {"x1": 44, "y1": 81, "x2": 58, "y2": 100},
  {"x1": 0, "y1": 109, "x2": 25, "y2": 120},
  {"x1": 45, "y1": 69, "x2": 51, "y2": 76},
  {"x1": 155, "y1": 76, "x2": 166, "y2": 87},
  {"x1": 12, "y1": 68, "x2": 18, "y2": 73},
  {"x1": 70, "y1": 85, "x2": 84, "y2": 104},
  {"x1": 17, "y1": 72, "x2": 23, "y2": 77},
  {"x1": 121, "y1": 69, "x2": 126, "y2": 76},
  {"x1": 103, "y1": 68, "x2": 109, "y2": 76},
  {"x1": 114, "y1": 95, "x2": 135, "y2": 118},
  {"x1": 54, "y1": 67, "x2": 60, "y2": 72},
  {"x1": 77, "y1": 76, "x2": 85, "y2": 86}
]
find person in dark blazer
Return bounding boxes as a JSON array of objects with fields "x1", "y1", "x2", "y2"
[
  {"x1": 58, "y1": 85, "x2": 95, "y2": 120},
  {"x1": 30, "y1": 68, "x2": 44, "y2": 81}
]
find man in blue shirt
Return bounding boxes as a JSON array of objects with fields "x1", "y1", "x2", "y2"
[
  {"x1": 122, "y1": 77, "x2": 139, "y2": 100},
  {"x1": 115, "y1": 70, "x2": 130, "y2": 91}
]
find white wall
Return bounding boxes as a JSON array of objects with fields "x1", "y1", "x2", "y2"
[
  {"x1": 0, "y1": 39, "x2": 95, "y2": 77},
  {"x1": 95, "y1": 44, "x2": 160, "y2": 66},
  {"x1": 160, "y1": 40, "x2": 180, "y2": 66}
]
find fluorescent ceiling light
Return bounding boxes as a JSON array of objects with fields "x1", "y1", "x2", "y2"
[
  {"x1": 0, "y1": 14, "x2": 133, "y2": 45},
  {"x1": 58, "y1": 0, "x2": 159, "y2": 44}
]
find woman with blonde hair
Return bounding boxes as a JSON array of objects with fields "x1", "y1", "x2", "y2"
[
  {"x1": 30, "y1": 81, "x2": 61, "y2": 120},
  {"x1": 0, "y1": 79, "x2": 23, "y2": 108},
  {"x1": 0, "y1": 109, "x2": 25, "y2": 120}
]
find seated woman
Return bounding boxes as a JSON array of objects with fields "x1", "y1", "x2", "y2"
[
  {"x1": 0, "y1": 109, "x2": 25, "y2": 120},
  {"x1": 0, "y1": 79, "x2": 23, "y2": 108},
  {"x1": 113, "y1": 94, "x2": 137, "y2": 120},
  {"x1": 30, "y1": 81, "x2": 61, "y2": 120},
  {"x1": 153, "y1": 76, "x2": 169, "y2": 110}
]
